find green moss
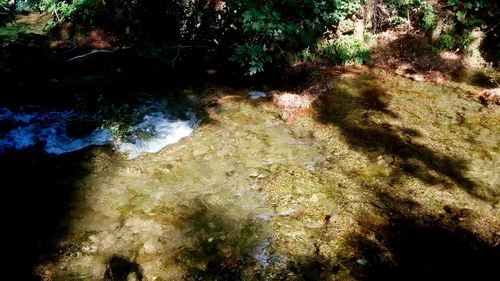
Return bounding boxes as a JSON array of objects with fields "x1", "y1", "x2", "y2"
[{"x1": 33, "y1": 67, "x2": 500, "y2": 280}]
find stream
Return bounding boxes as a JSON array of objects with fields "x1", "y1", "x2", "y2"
[{"x1": 1, "y1": 16, "x2": 499, "y2": 279}]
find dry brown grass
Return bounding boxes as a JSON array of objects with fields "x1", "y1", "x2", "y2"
[
  {"x1": 272, "y1": 92, "x2": 314, "y2": 110},
  {"x1": 469, "y1": 88, "x2": 500, "y2": 105},
  {"x1": 271, "y1": 92, "x2": 315, "y2": 121},
  {"x1": 50, "y1": 27, "x2": 118, "y2": 49},
  {"x1": 271, "y1": 80, "x2": 333, "y2": 121},
  {"x1": 80, "y1": 29, "x2": 118, "y2": 49},
  {"x1": 371, "y1": 31, "x2": 462, "y2": 82}
]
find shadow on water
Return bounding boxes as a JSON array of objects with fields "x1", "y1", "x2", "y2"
[
  {"x1": 172, "y1": 198, "x2": 353, "y2": 281},
  {"x1": 311, "y1": 72, "x2": 500, "y2": 279},
  {"x1": 104, "y1": 255, "x2": 143, "y2": 281},
  {"x1": 343, "y1": 191, "x2": 500, "y2": 281},
  {"x1": 283, "y1": 244, "x2": 342, "y2": 281},
  {"x1": 0, "y1": 148, "x2": 100, "y2": 280},
  {"x1": 172, "y1": 198, "x2": 268, "y2": 281},
  {"x1": 314, "y1": 72, "x2": 497, "y2": 203},
  {"x1": 451, "y1": 68, "x2": 500, "y2": 89}
]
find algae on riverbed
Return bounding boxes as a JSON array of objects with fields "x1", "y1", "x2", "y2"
[{"x1": 4, "y1": 67, "x2": 499, "y2": 280}]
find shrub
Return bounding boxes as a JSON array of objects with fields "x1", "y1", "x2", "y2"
[
  {"x1": 421, "y1": 3, "x2": 436, "y2": 32},
  {"x1": 225, "y1": 0, "x2": 363, "y2": 74},
  {"x1": 436, "y1": 33, "x2": 455, "y2": 50},
  {"x1": 384, "y1": 0, "x2": 431, "y2": 29},
  {"x1": 318, "y1": 35, "x2": 372, "y2": 65},
  {"x1": 0, "y1": 0, "x2": 15, "y2": 27},
  {"x1": 31, "y1": 0, "x2": 102, "y2": 29},
  {"x1": 435, "y1": 30, "x2": 473, "y2": 52},
  {"x1": 446, "y1": 0, "x2": 498, "y2": 27}
]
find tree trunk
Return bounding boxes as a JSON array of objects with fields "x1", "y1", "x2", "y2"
[{"x1": 364, "y1": 0, "x2": 374, "y2": 32}]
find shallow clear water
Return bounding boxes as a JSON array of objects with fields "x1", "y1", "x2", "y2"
[{"x1": 6, "y1": 68, "x2": 499, "y2": 280}]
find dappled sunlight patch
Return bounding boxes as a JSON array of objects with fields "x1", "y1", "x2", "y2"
[
  {"x1": 438, "y1": 50, "x2": 461, "y2": 63},
  {"x1": 272, "y1": 92, "x2": 314, "y2": 110},
  {"x1": 320, "y1": 64, "x2": 369, "y2": 79},
  {"x1": 372, "y1": 31, "x2": 462, "y2": 81},
  {"x1": 471, "y1": 88, "x2": 500, "y2": 105},
  {"x1": 0, "y1": 13, "x2": 50, "y2": 41},
  {"x1": 270, "y1": 81, "x2": 333, "y2": 121}
]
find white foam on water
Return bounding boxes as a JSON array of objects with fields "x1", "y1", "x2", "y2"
[
  {"x1": 0, "y1": 108, "x2": 113, "y2": 154},
  {"x1": 117, "y1": 112, "x2": 197, "y2": 159},
  {"x1": 44, "y1": 128, "x2": 113, "y2": 155},
  {"x1": 0, "y1": 107, "x2": 197, "y2": 158},
  {"x1": 249, "y1": 91, "x2": 267, "y2": 99},
  {"x1": 3, "y1": 125, "x2": 37, "y2": 150}
]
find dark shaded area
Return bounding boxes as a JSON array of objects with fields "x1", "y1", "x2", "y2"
[
  {"x1": 314, "y1": 72, "x2": 498, "y2": 203},
  {"x1": 0, "y1": 38, "x2": 193, "y2": 108},
  {"x1": 0, "y1": 3, "x2": 15, "y2": 27},
  {"x1": 0, "y1": 35, "x2": 93, "y2": 108},
  {"x1": 0, "y1": 34, "x2": 217, "y2": 128},
  {"x1": 343, "y1": 192, "x2": 500, "y2": 281},
  {"x1": 481, "y1": 32, "x2": 500, "y2": 68},
  {"x1": 0, "y1": 148, "x2": 103, "y2": 280},
  {"x1": 284, "y1": 244, "x2": 341, "y2": 281},
  {"x1": 0, "y1": 32, "x2": 288, "y2": 99},
  {"x1": 172, "y1": 198, "x2": 267, "y2": 281},
  {"x1": 104, "y1": 255, "x2": 143, "y2": 281},
  {"x1": 101, "y1": 0, "x2": 184, "y2": 39},
  {"x1": 360, "y1": 87, "x2": 397, "y2": 117},
  {"x1": 452, "y1": 68, "x2": 499, "y2": 89}
]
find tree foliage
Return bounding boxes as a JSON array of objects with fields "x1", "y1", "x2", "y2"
[
  {"x1": 31, "y1": 0, "x2": 101, "y2": 28},
  {"x1": 0, "y1": 0, "x2": 16, "y2": 27},
  {"x1": 20, "y1": 0, "x2": 500, "y2": 72},
  {"x1": 226, "y1": 0, "x2": 363, "y2": 74}
]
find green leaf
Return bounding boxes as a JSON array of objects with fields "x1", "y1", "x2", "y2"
[
  {"x1": 357, "y1": 258, "x2": 369, "y2": 266},
  {"x1": 251, "y1": 22, "x2": 262, "y2": 31}
]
